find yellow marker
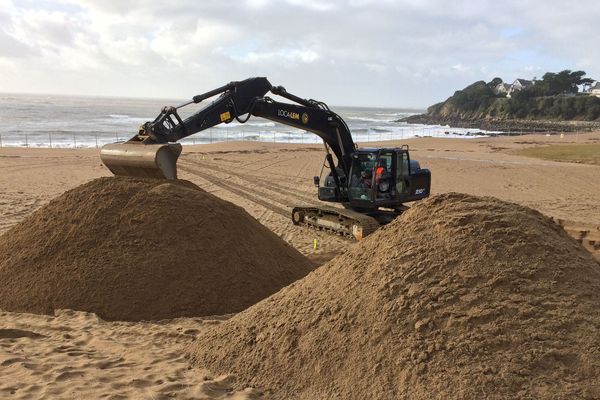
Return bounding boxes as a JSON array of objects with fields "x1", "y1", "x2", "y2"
[
  {"x1": 220, "y1": 111, "x2": 231, "y2": 122},
  {"x1": 313, "y1": 238, "x2": 317, "y2": 251}
]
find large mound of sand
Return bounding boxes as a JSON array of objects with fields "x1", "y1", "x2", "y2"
[
  {"x1": 188, "y1": 193, "x2": 600, "y2": 399},
  {"x1": 0, "y1": 177, "x2": 313, "y2": 321}
]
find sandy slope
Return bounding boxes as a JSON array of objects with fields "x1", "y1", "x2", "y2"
[
  {"x1": 1, "y1": 132, "x2": 599, "y2": 398},
  {"x1": 188, "y1": 193, "x2": 600, "y2": 399}
]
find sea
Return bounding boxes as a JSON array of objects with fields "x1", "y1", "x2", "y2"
[{"x1": 0, "y1": 93, "x2": 492, "y2": 148}]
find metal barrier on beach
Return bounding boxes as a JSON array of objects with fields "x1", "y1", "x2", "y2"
[{"x1": 0, "y1": 126, "x2": 591, "y2": 149}]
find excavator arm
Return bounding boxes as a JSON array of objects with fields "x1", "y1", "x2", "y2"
[{"x1": 101, "y1": 77, "x2": 356, "y2": 189}]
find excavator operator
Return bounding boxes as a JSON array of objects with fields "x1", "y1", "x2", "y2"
[
  {"x1": 375, "y1": 160, "x2": 391, "y2": 198},
  {"x1": 375, "y1": 161, "x2": 386, "y2": 185}
]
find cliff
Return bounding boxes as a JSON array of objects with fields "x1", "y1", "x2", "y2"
[{"x1": 403, "y1": 78, "x2": 600, "y2": 131}]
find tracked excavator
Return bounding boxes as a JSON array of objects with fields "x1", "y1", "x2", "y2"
[{"x1": 100, "y1": 77, "x2": 431, "y2": 240}]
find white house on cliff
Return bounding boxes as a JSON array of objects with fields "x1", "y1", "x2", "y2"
[
  {"x1": 493, "y1": 79, "x2": 534, "y2": 97},
  {"x1": 590, "y1": 82, "x2": 600, "y2": 97}
]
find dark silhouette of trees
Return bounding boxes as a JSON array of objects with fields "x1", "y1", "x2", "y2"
[
  {"x1": 532, "y1": 70, "x2": 595, "y2": 96},
  {"x1": 487, "y1": 77, "x2": 503, "y2": 89}
]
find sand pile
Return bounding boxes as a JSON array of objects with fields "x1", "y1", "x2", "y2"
[
  {"x1": 0, "y1": 177, "x2": 313, "y2": 321},
  {"x1": 188, "y1": 193, "x2": 600, "y2": 399}
]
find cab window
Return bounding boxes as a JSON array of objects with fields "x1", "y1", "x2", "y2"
[
  {"x1": 349, "y1": 153, "x2": 375, "y2": 200},
  {"x1": 375, "y1": 152, "x2": 393, "y2": 199},
  {"x1": 396, "y1": 152, "x2": 409, "y2": 194}
]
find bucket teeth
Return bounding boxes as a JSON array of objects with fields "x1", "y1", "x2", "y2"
[{"x1": 100, "y1": 143, "x2": 182, "y2": 180}]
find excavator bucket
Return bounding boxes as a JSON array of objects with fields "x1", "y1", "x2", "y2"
[{"x1": 100, "y1": 142, "x2": 182, "y2": 180}]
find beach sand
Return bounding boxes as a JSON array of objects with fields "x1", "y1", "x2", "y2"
[
  {"x1": 0, "y1": 309, "x2": 258, "y2": 399},
  {"x1": 1, "y1": 132, "x2": 599, "y2": 398}
]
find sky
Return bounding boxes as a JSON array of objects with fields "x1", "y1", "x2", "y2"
[{"x1": 0, "y1": 0, "x2": 599, "y2": 108}]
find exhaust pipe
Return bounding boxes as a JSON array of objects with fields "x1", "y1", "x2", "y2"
[{"x1": 100, "y1": 142, "x2": 182, "y2": 180}]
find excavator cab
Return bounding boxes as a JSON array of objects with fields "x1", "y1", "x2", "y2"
[
  {"x1": 317, "y1": 146, "x2": 430, "y2": 210},
  {"x1": 347, "y1": 146, "x2": 430, "y2": 208}
]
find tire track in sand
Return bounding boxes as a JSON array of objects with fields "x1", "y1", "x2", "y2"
[
  {"x1": 182, "y1": 159, "x2": 316, "y2": 204},
  {"x1": 178, "y1": 164, "x2": 290, "y2": 219},
  {"x1": 179, "y1": 161, "x2": 353, "y2": 257}
]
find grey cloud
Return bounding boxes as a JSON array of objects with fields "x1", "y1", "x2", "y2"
[
  {"x1": 0, "y1": 0, "x2": 599, "y2": 107},
  {"x1": 0, "y1": 29, "x2": 37, "y2": 58}
]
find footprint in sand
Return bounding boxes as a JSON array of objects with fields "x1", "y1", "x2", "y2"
[{"x1": 55, "y1": 370, "x2": 85, "y2": 382}]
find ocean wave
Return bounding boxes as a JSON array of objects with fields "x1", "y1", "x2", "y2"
[
  {"x1": 104, "y1": 115, "x2": 150, "y2": 124},
  {"x1": 248, "y1": 122, "x2": 276, "y2": 127},
  {"x1": 0, "y1": 95, "x2": 493, "y2": 147},
  {"x1": 215, "y1": 121, "x2": 276, "y2": 128},
  {"x1": 374, "y1": 112, "x2": 411, "y2": 117},
  {"x1": 347, "y1": 116, "x2": 388, "y2": 123}
]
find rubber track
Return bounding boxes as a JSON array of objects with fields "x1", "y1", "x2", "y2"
[{"x1": 294, "y1": 205, "x2": 381, "y2": 239}]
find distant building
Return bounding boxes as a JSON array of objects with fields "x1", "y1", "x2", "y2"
[
  {"x1": 591, "y1": 82, "x2": 600, "y2": 97},
  {"x1": 506, "y1": 79, "x2": 534, "y2": 98},
  {"x1": 512, "y1": 79, "x2": 534, "y2": 90},
  {"x1": 493, "y1": 83, "x2": 511, "y2": 95}
]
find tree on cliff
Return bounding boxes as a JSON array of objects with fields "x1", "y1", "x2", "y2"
[
  {"x1": 532, "y1": 70, "x2": 595, "y2": 96},
  {"x1": 449, "y1": 81, "x2": 496, "y2": 112},
  {"x1": 487, "y1": 77, "x2": 503, "y2": 89}
]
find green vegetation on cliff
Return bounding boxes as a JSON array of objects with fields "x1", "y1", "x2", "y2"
[{"x1": 425, "y1": 70, "x2": 600, "y2": 122}]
